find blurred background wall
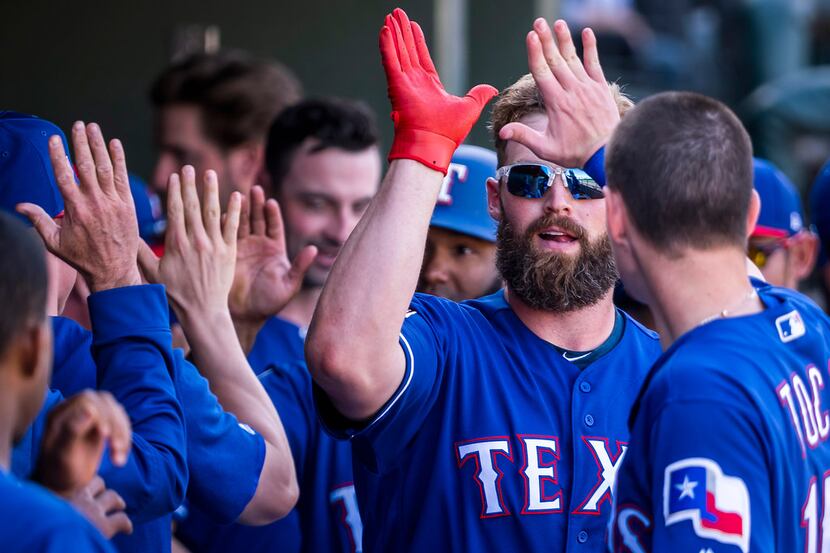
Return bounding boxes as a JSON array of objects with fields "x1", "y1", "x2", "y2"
[
  {"x1": 2, "y1": 0, "x2": 830, "y2": 191},
  {"x1": 0, "y1": 0, "x2": 535, "y2": 179}
]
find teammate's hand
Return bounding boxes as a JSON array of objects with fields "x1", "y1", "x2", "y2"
[
  {"x1": 34, "y1": 391, "x2": 132, "y2": 498},
  {"x1": 382, "y1": 8, "x2": 497, "y2": 174},
  {"x1": 68, "y1": 476, "x2": 133, "y2": 538},
  {"x1": 499, "y1": 19, "x2": 620, "y2": 168},
  {"x1": 17, "y1": 122, "x2": 142, "y2": 292},
  {"x1": 229, "y1": 185, "x2": 316, "y2": 324},
  {"x1": 137, "y1": 166, "x2": 240, "y2": 319}
]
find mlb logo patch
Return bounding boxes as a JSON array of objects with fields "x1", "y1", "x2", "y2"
[
  {"x1": 663, "y1": 458, "x2": 750, "y2": 553},
  {"x1": 776, "y1": 310, "x2": 806, "y2": 343}
]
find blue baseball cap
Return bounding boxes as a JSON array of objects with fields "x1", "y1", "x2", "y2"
[
  {"x1": 0, "y1": 112, "x2": 70, "y2": 224},
  {"x1": 430, "y1": 144, "x2": 497, "y2": 242},
  {"x1": 129, "y1": 173, "x2": 166, "y2": 244},
  {"x1": 752, "y1": 157, "x2": 804, "y2": 239}
]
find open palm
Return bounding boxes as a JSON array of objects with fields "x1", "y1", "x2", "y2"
[{"x1": 229, "y1": 186, "x2": 316, "y2": 322}]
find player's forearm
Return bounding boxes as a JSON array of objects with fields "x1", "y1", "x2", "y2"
[
  {"x1": 178, "y1": 307, "x2": 298, "y2": 513},
  {"x1": 307, "y1": 160, "x2": 442, "y2": 415}
]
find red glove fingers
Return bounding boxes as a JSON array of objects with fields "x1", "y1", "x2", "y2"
[{"x1": 380, "y1": 8, "x2": 498, "y2": 174}]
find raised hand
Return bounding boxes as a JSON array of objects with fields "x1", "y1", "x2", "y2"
[
  {"x1": 17, "y1": 122, "x2": 142, "y2": 292},
  {"x1": 137, "y1": 166, "x2": 240, "y2": 318},
  {"x1": 382, "y1": 8, "x2": 497, "y2": 174},
  {"x1": 34, "y1": 391, "x2": 132, "y2": 497},
  {"x1": 229, "y1": 185, "x2": 316, "y2": 325},
  {"x1": 499, "y1": 19, "x2": 620, "y2": 168},
  {"x1": 68, "y1": 476, "x2": 133, "y2": 538}
]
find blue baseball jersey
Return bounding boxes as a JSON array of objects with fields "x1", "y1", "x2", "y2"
[
  {"x1": 41, "y1": 287, "x2": 265, "y2": 553},
  {"x1": 247, "y1": 315, "x2": 306, "y2": 374},
  {"x1": 316, "y1": 291, "x2": 661, "y2": 552},
  {"x1": 176, "y1": 361, "x2": 361, "y2": 553},
  {"x1": 611, "y1": 282, "x2": 830, "y2": 553},
  {"x1": 0, "y1": 470, "x2": 114, "y2": 552},
  {"x1": 12, "y1": 388, "x2": 63, "y2": 478}
]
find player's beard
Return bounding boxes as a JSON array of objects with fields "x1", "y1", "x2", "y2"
[{"x1": 496, "y1": 214, "x2": 618, "y2": 312}]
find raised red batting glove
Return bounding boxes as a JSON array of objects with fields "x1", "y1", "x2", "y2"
[{"x1": 381, "y1": 8, "x2": 497, "y2": 174}]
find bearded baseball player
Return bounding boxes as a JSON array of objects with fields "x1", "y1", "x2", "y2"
[
  {"x1": 491, "y1": 15, "x2": 830, "y2": 553},
  {"x1": 306, "y1": 9, "x2": 660, "y2": 551}
]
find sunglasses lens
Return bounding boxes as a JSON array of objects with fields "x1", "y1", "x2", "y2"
[
  {"x1": 748, "y1": 246, "x2": 768, "y2": 269},
  {"x1": 565, "y1": 169, "x2": 604, "y2": 200},
  {"x1": 506, "y1": 165, "x2": 551, "y2": 199}
]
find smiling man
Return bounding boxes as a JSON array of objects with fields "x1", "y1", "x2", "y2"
[
  {"x1": 305, "y1": 10, "x2": 661, "y2": 552},
  {"x1": 417, "y1": 145, "x2": 502, "y2": 302}
]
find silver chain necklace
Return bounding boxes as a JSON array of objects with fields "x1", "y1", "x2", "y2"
[{"x1": 698, "y1": 289, "x2": 759, "y2": 327}]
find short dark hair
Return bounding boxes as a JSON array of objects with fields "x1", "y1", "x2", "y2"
[
  {"x1": 150, "y1": 50, "x2": 302, "y2": 150},
  {"x1": 264, "y1": 97, "x2": 379, "y2": 191},
  {"x1": 606, "y1": 91, "x2": 753, "y2": 254},
  {"x1": 0, "y1": 211, "x2": 47, "y2": 356}
]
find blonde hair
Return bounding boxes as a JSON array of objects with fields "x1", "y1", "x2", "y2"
[{"x1": 490, "y1": 73, "x2": 634, "y2": 165}]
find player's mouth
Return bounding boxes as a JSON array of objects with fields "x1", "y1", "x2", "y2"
[
  {"x1": 536, "y1": 226, "x2": 580, "y2": 251},
  {"x1": 314, "y1": 248, "x2": 340, "y2": 268}
]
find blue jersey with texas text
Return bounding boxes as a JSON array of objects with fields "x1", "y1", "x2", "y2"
[
  {"x1": 611, "y1": 282, "x2": 830, "y2": 553},
  {"x1": 176, "y1": 361, "x2": 361, "y2": 553},
  {"x1": 316, "y1": 291, "x2": 661, "y2": 552}
]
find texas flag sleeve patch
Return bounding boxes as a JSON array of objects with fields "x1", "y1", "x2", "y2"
[{"x1": 663, "y1": 457, "x2": 750, "y2": 553}]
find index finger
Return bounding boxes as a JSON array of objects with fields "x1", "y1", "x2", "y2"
[
  {"x1": 526, "y1": 30, "x2": 564, "y2": 101},
  {"x1": 47, "y1": 135, "x2": 80, "y2": 206}
]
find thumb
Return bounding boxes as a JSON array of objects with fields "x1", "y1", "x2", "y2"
[
  {"x1": 498, "y1": 122, "x2": 547, "y2": 157},
  {"x1": 287, "y1": 245, "x2": 318, "y2": 287},
  {"x1": 16, "y1": 203, "x2": 60, "y2": 252},
  {"x1": 464, "y1": 83, "x2": 499, "y2": 109},
  {"x1": 136, "y1": 241, "x2": 161, "y2": 284}
]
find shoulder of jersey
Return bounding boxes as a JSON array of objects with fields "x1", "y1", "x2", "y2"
[{"x1": 619, "y1": 308, "x2": 660, "y2": 342}]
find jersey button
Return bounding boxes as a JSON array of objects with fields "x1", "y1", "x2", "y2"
[
  {"x1": 579, "y1": 381, "x2": 591, "y2": 393},
  {"x1": 577, "y1": 530, "x2": 588, "y2": 543},
  {"x1": 584, "y1": 414, "x2": 595, "y2": 427}
]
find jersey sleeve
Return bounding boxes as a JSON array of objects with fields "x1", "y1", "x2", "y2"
[
  {"x1": 642, "y1": 399, "x2": 771, "y2": 553},
  {"x1": 315, "y1": 293, "x2": 458, "y2": 473},
  {"x1": 258, "y1": 363, "x2": 314, "y2": 478},
  {"x1": 174, "y1": 349, "x2": 267, "y2": 524},
  {"x1": 87, "y1": 284, "x2": 188, "y2": 524}
]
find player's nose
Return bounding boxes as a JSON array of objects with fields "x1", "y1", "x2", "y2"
[{"x1": 543, "y1": 174, "x2": 573, "y2": 216}]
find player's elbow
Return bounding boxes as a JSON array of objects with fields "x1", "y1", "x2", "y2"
[
  {"x1": 236, "y1": 444, "x2": 299, "y2": 525},
  {"x1": 305, "y1": 324, "x2": 370, "y2": 390}
]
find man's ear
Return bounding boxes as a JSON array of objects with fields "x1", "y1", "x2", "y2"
[
  {"x1": 791, "y1": 231, "x2": 820, "y2": 281},
  {"x1": 746, "y1": 189, "x2": 761, "y2": 239},
  {"x1": 605, "y1": 188, "x2": 628, "y2": 247},
  {"x1": 13, "y1": 320, "x2": 50, "y2": 381},
  {"x1": 486, "y1": 177, "x2": 502, "y2": 222}
]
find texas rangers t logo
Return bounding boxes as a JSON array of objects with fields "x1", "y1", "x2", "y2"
[
  {"x1": 663, "y1": 458, "x2": 750, "y2": 553},
  {"x1": 436, "y1": 163, "x2": 469, "y2": 205}
]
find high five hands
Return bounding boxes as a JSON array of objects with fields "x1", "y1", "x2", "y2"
[
  {"x1": 381, "y1": 8, "x2": 497, "y2": 174},
  {"x1": 138, "y1": 171, "x2": 314, "y2": 333},
  {"x1": 499, "y1": 19, "x2": 620, "y2": 168}
]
